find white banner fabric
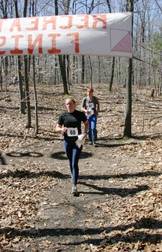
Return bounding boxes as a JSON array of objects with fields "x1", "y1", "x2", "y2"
[{"x1": 0, "y1": 13, "x2": 132, "y2": 57}]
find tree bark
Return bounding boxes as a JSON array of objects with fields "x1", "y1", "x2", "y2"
[
  {"x1": 106, "y1": 0, "x2": 115, "y2": 92},
  {"x1": 81, "y1": 56, "x2": 85, "y2": 84},
  {"x1": 33, "y1": 56, "x2": 38, "y2": 135},
  {"x1": 124, "y1": 0, "x2": 134, "y2": 137},
  {"x1": 31, "y1": 0, "x2": 38, "y2": 134},
  {"x1": 13, "y1": 0, "x2": 26, "y2": 114},
  {"x1": 23, "y1": 0, "x2": 32, "y2": 128},
  {"x1": 55, "y1": 0, "x2": 68, "y2": 94}
]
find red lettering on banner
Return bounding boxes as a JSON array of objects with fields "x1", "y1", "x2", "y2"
[
  {"x1": 28, "y1": 34, "x2": 43, "y2": 54},
  {"x1": 27, "y1": 17, "x2": 39, "y2": 31},
  {"x1": 42, "y1": 16, "x2": 56, "y2": 30},
  {"x1": 68, "y1": 32, "x2": 80, "y2": 53},
  {"x1": 10, "y1": 35, "x2": 23, "y2": 54},
  {"x1": 48, "y1": 33, "x2": 61, "y2": 54},
  {"x1": 77, "y1": 15, "x2": 89, "y2": 29},
  {"x1": 59, "y1": 15, "x2": 73, "y2": 29},
  {"x1": 0, "y1": 36, "x2": 6, "y2": 55},
  {"x1": 10, "y1": 19, "x2": 21, "y2": 32},
  {"x1": 92, "y1": 15, "x2": 107, "y2": 29}
]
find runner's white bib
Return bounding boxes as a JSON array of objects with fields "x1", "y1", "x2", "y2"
[{"x1": 67, "y1": 128, "x2": 78, "y2": 137}]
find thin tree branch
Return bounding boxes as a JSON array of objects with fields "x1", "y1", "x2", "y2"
[{"x1": 154, "y1": 0, "x2": 162, "y2": 13}]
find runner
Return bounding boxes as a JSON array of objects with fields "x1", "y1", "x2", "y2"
[
  {"x1": 81, "y1": 87, "x2": 100, "y2": 145},
  {"x1": 56, "y1": 98, "x2": 88, "y2": 196}
]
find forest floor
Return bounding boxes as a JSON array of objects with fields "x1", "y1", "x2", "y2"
[{"x1": 1, "y1": 83, "x2": 162, "y2": 252}]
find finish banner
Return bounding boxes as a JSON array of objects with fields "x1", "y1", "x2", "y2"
[{"x1": 0, "y1": 13, "x2": 132, "y2": 57}]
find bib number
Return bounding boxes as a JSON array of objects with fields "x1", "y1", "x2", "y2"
[{"x1": 67, "y1": 128, "x2": 78, "y2": 137}]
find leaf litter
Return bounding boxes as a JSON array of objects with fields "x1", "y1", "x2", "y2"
[{"x1": 0, "y1": 84, "x2": 162, "y2": 251}]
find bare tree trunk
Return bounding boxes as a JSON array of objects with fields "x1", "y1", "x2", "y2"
[
  {"x1": 24, "y1": 0, "x2": 32, "y2": 128},
  {"x1": 124, "y1": 0, "x2": 134, "y2": 137},
  {"x1": 81, "y1": 0, "x2": 96, "y2": 86},
  {"x1": 109, "y1": 57, "x2": 115, "y2": 92},
  {"x1": 124, "y1": 58, "x2": 133, "y2": 137},
  {"x1": 89, "y1": 56, "x2": 93, "y2": 87},
  {"x1": 81, "y1": 56, "x2": 85, "y2": 84},
  {"x1": 58, "y1": 55, "x2": 69, "y2": 94},
  {"x1": 24, "y1": 55, "x2": 31, "y2": 128},
  {"x1": 0, "y1": 1, "x2": 9, "y2": 92},
  {"x1": 0, "y1": 62, "x2": 3, "y2": 91},
  {"x1": 54, "y1": 56, "x2": 59, "y2": 85},
  {"x1": 55, "y1": 0, "x2": 68, "y2": 94},
  {"x1": 98, "y1": 57, "x2": 101, "y2": 84},
  {"x1": 17, "y1": 56, "x2": 26, "y2": 114},
  {"x1": 66, "y1": 55, "x2": 71, "y2": 90},
  {"x1": 31, "y1": 0, "x2": 38, "y2": 134},
  {"x1": 106, "y1": 0, "x2": 115, "y2": 92},
  {"x1": 160, "y1": 51, "x2": 162, "y2": 94},
  {"x1": 33, "y1": 56, "x2": 38, "y2": 135},
  {"x1": 13, "y1": 0, "x2": 26, "y2": 114}
]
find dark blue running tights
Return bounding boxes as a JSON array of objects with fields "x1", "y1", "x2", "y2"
[{"x1": 64, "y1": 140, "x2": 82, "y2": 185}]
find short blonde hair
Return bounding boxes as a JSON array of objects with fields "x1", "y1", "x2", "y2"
[{"x1": 65, "y1": 97, "x2": 76, "y2": 104}]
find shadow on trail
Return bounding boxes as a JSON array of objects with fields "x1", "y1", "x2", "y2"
[
  {"x1": 96, "y1": 133, "x2": 162, "y2": 148},
  {"x1": 99, "y1": 133, "x2": 162, "y2": 141},
  {"x1": 66, "y1": 218, "x2": 162, "y2": 246},
  {"x1": 98, "y1": 135, "x2": 124, "y2": 141},
  {"x1": 132, "y1": 133, "x2": 162, "y2": 141},
  {"x1": 80, "y1": 170, "x2": 161, "y2": 180},
  {"x1": 65, "y1": 231, "x2": 162, "y2": 247},
  {"x1": 51, "y1": 151, "x2": 93, "y2": 160},
  {"x1": 6, "y1": 151, "x2": 43, "y2": 158},
  {"x1": 0, "y1": 105, "x2": 19, "y2": 111},
  {"x1": 95, "y1": 142, "x2": 138, "y2": 148},
  {"x1": 0, "y1": 170, "x2": 160, "y2": 181},
  {"x1": 95, "y1": 136, "x2": 139, "y2": 148},
  {"x1": 79, "y1": 182, "x2": 149, "y2": 197},
  {"x1": 0, "y1": 169, "x2": 69, "y2": 180},
  {"x1": 0, "y1": 132, "x2": 60, "y2": 142},
  {"x1": 1, "y1": 217, "x2": 162, "y2": 245}
]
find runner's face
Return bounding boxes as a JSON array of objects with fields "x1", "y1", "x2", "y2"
[
  {"x1": 65, "y1": 100, "x2": 75, "y2": 112},
  {"x1": 87, "y1": 90, "x2": 93, "y2": 98}
]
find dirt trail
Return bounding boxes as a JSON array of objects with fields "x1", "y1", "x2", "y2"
[
  {"x1": 1, "y1": 85, "x2": 162, "y2": 251},
  {"x1": 6, "y1": 137, "x2": 157, "y2": 251}
]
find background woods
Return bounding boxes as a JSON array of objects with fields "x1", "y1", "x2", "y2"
[
  {"x1": 0, "y1": 0, "x2": 161, "y2": 136},
  {"x1": 1, "y1": 1, "x2": 162, "y2": 251}
]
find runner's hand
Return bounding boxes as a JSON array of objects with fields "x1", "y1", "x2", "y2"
[{"x1": 61, "y1": 127, "x2": 67, "y2": 135}]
